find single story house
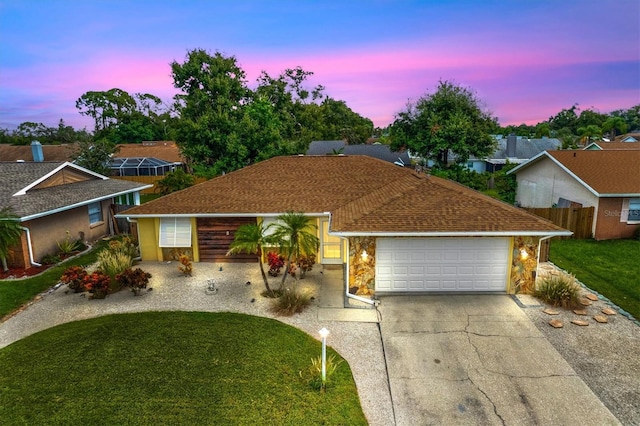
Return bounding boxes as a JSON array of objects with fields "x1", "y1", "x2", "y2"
[
  {"x1": 583, "y1": 141, "x2": 640, "y2": 150},
  {"x1": 466, "y1": 134, "x2": 561, "y2": 173},
  {"x1": 0, "y1": 141, "x2": 79, "y2": 162},
  {"x1": 1, "y1": 161, "x2": 151, "y2": 268},
  {"x1": 307, "y1": 140, "x2": 411, "y2": 166},
  {"x1": 118, "y1": 155, "x2": 569, "y2": 301},
  {"x1": 508, "y1": 150, "x2": 640, "y2": 240}
]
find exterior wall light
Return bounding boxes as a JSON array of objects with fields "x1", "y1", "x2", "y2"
[
  {"x1": 520, "y1": 249, "x2": 528, "y2": 260},
  {"x1": 361, "y1": 250, "x2": 368, "y2": 260}
]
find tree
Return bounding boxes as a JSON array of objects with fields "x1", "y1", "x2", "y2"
[
  {"x1": 602, "y1": 116, "x2": 628, "y2": 140},
  {"x1": 270, "y1": 212, "x2": 319, "y2": 289},
  {"x1": 76, "y1": 88, "x2": 137, "y2": 137},
  {"x1": 0, "y1": 208, "x2": 23, "y2": 272},
  {"x1": 155, "y1": 169, "x2": 196, "y2": 195},
  {"x1": 549, "y1": 105, "x2": 579, "y2": 134},
  {"x1": 226, "y1": 222, "x2": 275, "y2": 297},
  {"x1": 171, "y1": 49, "x2": 249, "y2": 177},
  {"x1": 577, "y1": 124, "x2": 602, "y2": 144},
  {"x1": 72, "y1": 138, "x2": 117, "y2": 175},
  {"x1": 389, "y1": 80, "x2": 497, "y2": 168}
]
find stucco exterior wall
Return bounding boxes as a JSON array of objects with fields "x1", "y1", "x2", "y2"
[
  {"x1": 595, "y1": 198, "x2": 638, "y2": 240},
  {"x1": 515, "y1": 160, "x2": 599, "y2": 209},
  {"x1": 22, "y1": 199, "x2": 111, "y2": 262},
  {"x1": 137, "y1": 217, "x2": 200, "y2": 262}
]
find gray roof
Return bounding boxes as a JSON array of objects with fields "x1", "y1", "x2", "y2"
[
  {"x1": 492, "y1": 137, "x2": 561, "y2": 160},
  {"x1": 0, "y1": 162, "x2": 149, "y2": 220},
  {"x1": 307, "y1": 141, "x2": 411, "y2": 165}
]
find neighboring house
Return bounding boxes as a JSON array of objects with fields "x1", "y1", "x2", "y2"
[
  {"x1": 508, "y1": 150, "x2": 640, "y2": 240},
  {"x1": 466, "y1": 134, "x2": 562, "y2": 173},
  {"x1": 307, "y1": 141, "x2": 411, "y2": 166},
  {"x1": 110, "y1": 141, "x2": 186, "y2": 176},
  {"x1": 583, "y1": 141, "x2": 640, "y2": 150},
  {"x1": 0, "y1": 161, "x2": 152, "y2": 268},
  {"x1": 118, "y1": 155, "x2": 569, "y2": 301},
  {"x1": 0, "y1": 141, "x2": 79, "y2": 162},
  {"x1": 615, "y1": 132, "x2": 640, "y2": 143}
]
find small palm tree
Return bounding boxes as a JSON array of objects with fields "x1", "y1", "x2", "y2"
[
  {"x1": 226, "y1": 222, "x2": 274, "y2": 297},
  {"x1": 0, "y1": 208, "x2": 23, "y2": 272},
  {"x1": 271, "y1": 212, "x2": 319, "y2": 289}
]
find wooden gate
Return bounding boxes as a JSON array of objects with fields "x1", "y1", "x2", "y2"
[
  {"x1": 523, "y1": 207, "x2": 594, "y2": 239},
  {"x1": 197, "y1": 217, "x2": 257, "y2": 263}
]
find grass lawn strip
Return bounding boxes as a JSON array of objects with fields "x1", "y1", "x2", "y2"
[
  {"x1": 549, "y1": 238, "x2": 640, "y2": 320},
  {"x1": 0, "y1": 312, "x2": 366, "y2": 425}
]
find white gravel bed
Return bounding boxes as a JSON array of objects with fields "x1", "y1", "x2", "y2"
[{"x1": 0, "y1": 261, "x2": 394, "y2": 426}]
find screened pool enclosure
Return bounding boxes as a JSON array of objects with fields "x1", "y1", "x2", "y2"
[{"x1": 109, "y1": 157, "x2": 178, "y2": 176}]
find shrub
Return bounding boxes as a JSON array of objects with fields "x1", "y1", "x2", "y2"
[
  {"x1": 178, "y1": 255, "x2": 192, "y2": 276},
  {"x1": 267, "y1": 252, "x2": 285, "y2": 277},
  {"x1": 97, "y1": 250, "x2": 133, "y2": 280},
  {"x1": 84, "y1": 271, "x2": 111, "y2": 299},
  {"x1": 534, "y1": 274, "x2": 582, "y2": 309},
  {"x1": 296, "y1": 254, "x2": 316, "y2": 278},
  {"x1": 117, "y1": 268, "x2": 152, "y2": 296},
  {"x1": 107, "y1": 235, "x2": 138, "y2": 259},
  {"x1": 41, "y1": 253, "x2": 62, "y2": 265},
  {"x1": 299, "y1": 354, "x2": 343, "y2": 391},
  {"x1": 270, "y1": 285, "x2": 312, "y2": 316},
  {"x1": 57, "y1": 231, "x2": 80, "y2": 256},
  {"x1": 60, "y1": 266, "x2": 88, "y2": 293}
]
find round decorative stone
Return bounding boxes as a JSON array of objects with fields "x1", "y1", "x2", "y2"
[
  {"x1": 593, "y1": 315, "x2": 608, "y2": 323},
  {"x1": 549, "y1": 319, "x2": 563, "y2": 328},
  {"x1": 579, "y1": 299, "x2": 593, "y2": 306},
  {"x1": 543, "y1": 308, "x2": 560, "y2": 315},
  {"x1": 585, "y1": 293, "x2": 599, "y2": 301},
  {"x1": 601, "y1": 308, "x2": 617, "y2": 316},
  {"x1": 571, "y1": 320, "x2": 589, "y2": 326},
  {"x1": 572, "y1": 309, "x2": 588, "y2": 316}
]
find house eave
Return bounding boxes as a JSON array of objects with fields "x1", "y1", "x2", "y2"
[
  {"x1": 329, "y1": 231, "x2": 573, "y2": 238},
  {"x1": 115, "y1": 212, "x2": 331, "y2": 219}
]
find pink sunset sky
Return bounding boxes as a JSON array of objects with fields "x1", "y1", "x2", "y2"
[{"x1": 0, "y1": 0, "x2": 638, "y2": 132}]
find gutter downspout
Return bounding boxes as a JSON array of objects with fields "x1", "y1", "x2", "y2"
[{"x1": 20, "y1": 226, "x2": 42, "y2": 267}]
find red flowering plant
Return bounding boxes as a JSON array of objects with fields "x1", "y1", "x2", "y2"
[
  {"x1": 116, "y1": 267, "x2": 152, "y2": 296},
  {"x1": 60, "y1": 266, "x2": 88, "y2": 293},
  {"x1": 84, "y1": 271, "x2": 111, "y2": 299},
  {"x1": 267, "y1": 252, "x2": 285, "y2": 277}
]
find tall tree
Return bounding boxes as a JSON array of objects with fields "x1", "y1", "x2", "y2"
[
  {"x1": 270, "y1": 212, "x2": 319, "y2": 289},
  {"x1": 171, "y1": 49, "x2": 249, "y2": 177},
  {"x1": 226, "y1": 222, "x2": 275, "y2": 297},
  {"x1": 390, "y1": 80, "x2": 497, "y2": 168},
  {"x1": 577, "y1": 124, "x2": 602, "y2": 144},
  {"x1": 601, "y1": 116, "x2": 628, "y2": 140},
  {"x1": 0, "y1": 208, "x2": 23, "y2": 272},
  {"x1": 72, "y1": 138, "x2": 117, "y2": 176}
]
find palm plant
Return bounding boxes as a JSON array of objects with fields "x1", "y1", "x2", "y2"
[
  {"x1": 271, "y1": 212, "x2": 319, "y2": 289},
  {"x1": 227, "y1": 222, "x2": 275, "y2": 297},
  {"x1": 0, "y1": 208, "x2": 23, "y2": 272}
]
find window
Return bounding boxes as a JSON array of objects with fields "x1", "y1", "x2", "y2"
[
  {"x1": 159, "y1": 218, "x2": 192, "y2": 247},
  {"x1": 88, "y1": 202, "x2": 102, "y2": 225},
  {"x1": 628, "y1": 198, "x2": 640, "y2": 222}
]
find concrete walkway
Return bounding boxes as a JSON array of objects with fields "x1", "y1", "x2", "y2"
[{"x1": 377, "y1": 294, "x2": 620, "y2": 425}]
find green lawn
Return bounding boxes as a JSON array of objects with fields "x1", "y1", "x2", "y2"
[
  {"x1": 549, "y1": 238, "x2": 640, "y2": 320},
  {"x1": 0, "y1": 312, "x2": 366, "y2": 425},
  {"x1": 0, "y1": 240, "x2": 110, "y2": 319}
]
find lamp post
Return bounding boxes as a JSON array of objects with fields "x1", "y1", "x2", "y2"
[{"x1": 319, "y1": 327, "x2": 330, "y2": 384}]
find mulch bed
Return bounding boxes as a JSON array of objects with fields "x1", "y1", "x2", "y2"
[{"x1": 0, "y1": 265, "x2": 53, "y2": 280}]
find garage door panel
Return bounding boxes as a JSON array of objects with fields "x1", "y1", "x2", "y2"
[{"x1": 376, "y1": 238, "x2": 509, "y2": 292}]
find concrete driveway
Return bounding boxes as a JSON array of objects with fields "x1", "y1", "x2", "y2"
[{"x1": 377, "y1": 294, "x2": 620, "y2": 426}]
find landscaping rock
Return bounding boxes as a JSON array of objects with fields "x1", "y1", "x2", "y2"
[
  {"x1": 585, "y1": 293, "x2": 599, "y2": 301},
  {"x1": 593, "y1": 315, "x2": 608, "y2": 324},
  {"x1": 549, "y1": 319, "x2": 563, "y2": 328},
  {"x1": 573, "y1": 309, "x2": 588, "y2": 316},
  {"x1": 601, "y1": 307, "x2": 617, "y2": 316},
  {"x1": 571, "y1": 319, "x2": 589, "y2": 326},
  {"x1": 543, "y1": 308, "x2": 560, "y2": 315},
  {"x1": 579, "y1": 298, "x2": 593, "y2": 306}
]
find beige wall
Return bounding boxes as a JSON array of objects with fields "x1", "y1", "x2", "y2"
[{"x1": 22, "y1": 199, "x2": 111, "y2": 262}]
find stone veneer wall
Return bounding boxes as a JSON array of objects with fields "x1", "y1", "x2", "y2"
[
  {"x1": 510, "y1": 236, "x2": 539, "y2": 294},
  {"x1": 348, "y1": 236, "x2": 376, "y2": 296}
]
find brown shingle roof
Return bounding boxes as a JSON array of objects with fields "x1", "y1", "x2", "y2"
[
  {"x1": 0, "y1": 144, "x2": 79, "y2": 162},
  {"x1": 547, "y1": 150, "x2": 640, "y2": 195},
  {"x1": 121, "y1": 155, "x2": 567, "y2": 235},
  {"x1": 585, "y1": 142, "x2": 640, "y2": 150},
  {"x1": 114, "y1": 141, "x2": 183, "y2": 163}
]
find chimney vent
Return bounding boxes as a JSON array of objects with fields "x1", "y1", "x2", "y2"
[
  {"x1": 506, "y1": 133, "x2": 517, "y2": 158},
  {"x1": 31, "y1": 140, "x2": 44, "y2": 162}
]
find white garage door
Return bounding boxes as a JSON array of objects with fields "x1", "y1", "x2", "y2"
[{"x1": 376, "y1": 238, "x2": 510, "y2": 292}]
